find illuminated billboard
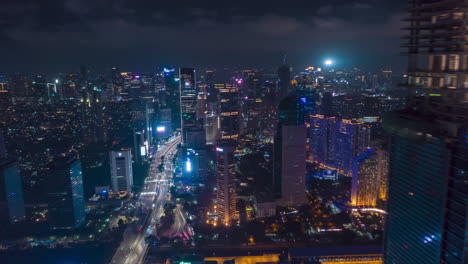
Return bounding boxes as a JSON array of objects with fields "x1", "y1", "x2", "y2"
[{"x1": 185, "y1": 158, "x2": 192, "y2": 173}]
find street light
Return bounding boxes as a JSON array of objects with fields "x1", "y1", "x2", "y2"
[{"x1": 324, "y1": 59, "x2": 333, "y2": 66}]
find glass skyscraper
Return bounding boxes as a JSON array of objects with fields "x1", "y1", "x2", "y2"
[
  {"x1": 0, "y1": 159, "x2": 25, "y2": 224},
  {"x1": 47, "y1": 157, "x2": 85, "y2": 230},
  {"x1": 384, "y1": 1, "x2": 467, "y2": 263}
]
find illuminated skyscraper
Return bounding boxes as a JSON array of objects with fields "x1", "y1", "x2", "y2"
[
  {"x1": 215, "y1": 81, "x2": 240, "y2": 225},
  {"x1": 179, "y1": 68, "x2": 197, "y2": 145},
  {"x1": 219, "y1": 83, "x2": 240, "y2": 141},
  {"x1": 333, "y1": 119, "x2": 371, "y2": 175},
  {"x1": 109, "y1": 149, "x2": 133, "y2": 192},
  {"x1": 351, "y1": 149, "x2": 388, "y2": 207},
  {"x1": 309, "y1": 114, "x2": 336, "y2": 166},
  {"x1": 0, "y1": 159, "x2": 25, "y2": 224},
  {"x1": 384, "y1": 1, "x2": 468, "y2": 263},
  {"x1": 215, "y1": 146, "x2": 237, "y2": 225},
  {"x1": 47, "y1": 157, "x2": 85, "y2": 230}
]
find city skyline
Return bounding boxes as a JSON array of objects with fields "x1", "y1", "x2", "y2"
[{"x1": 0, "y1": 1, "x2": 466, "y2": 264}]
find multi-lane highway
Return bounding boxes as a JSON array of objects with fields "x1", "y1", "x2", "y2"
[{"x1": 110, "y1": 135, "x2": 181, "y2": 264}]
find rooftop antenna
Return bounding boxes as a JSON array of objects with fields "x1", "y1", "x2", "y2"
[{"x1": 282, "y1": 52, "x2": 288, "y2": 65}]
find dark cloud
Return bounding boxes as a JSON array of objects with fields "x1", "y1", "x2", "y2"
[{"x1": 0, "y1": 0, "x2": 406, "y2": 72}]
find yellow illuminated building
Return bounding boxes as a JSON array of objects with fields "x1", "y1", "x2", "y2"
[
  {"x1": 205, "y1": 254, "x2": 279, "y2": 264},
  {"x1": 317, "y1": 254, "x2": 383, "y2": 264},
  {"x1": 351, "y1": 149, "x2": 388, "y2": 207}
]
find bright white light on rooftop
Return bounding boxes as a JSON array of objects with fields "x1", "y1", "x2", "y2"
[{"x1": 324, "y1": 59, "x2": 333, "y2": 66}]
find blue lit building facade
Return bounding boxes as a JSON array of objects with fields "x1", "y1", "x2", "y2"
[
  {"x1": 309, "y1": 114, "x2": 336, "y2": 166},
  {"x1": 47, "y1": 157, "x2": 85, "y2": 229},
  {"x1": 383, "y1": 0, "x2": 467, "y2": 263},
  {"x1": 0, "y1": 159, "x2": 25, "y2": 224},
  {"x1": 333, "y1": 119, "x2": 371, "y2": 176},
  {"x1": 383, "y1": 113, "x2": 467, "y2": 263}
]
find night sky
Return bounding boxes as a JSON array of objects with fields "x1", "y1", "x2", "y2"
[{"x1": 0, "y1": 0, "x2": 407, "y2": 72}]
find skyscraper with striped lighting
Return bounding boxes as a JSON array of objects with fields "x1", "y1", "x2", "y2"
[
  {"x1": 383, "y1": 1, "x2": 468, "y2": 263},
  {"x1": 215, "y1": 82, "x2": 240, "y2": 226}
]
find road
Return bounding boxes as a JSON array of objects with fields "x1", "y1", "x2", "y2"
[
  {"x1": 110, "y1": 135, "x2": 181, "y2": 264},
  {"x1": 162, "y1": 204, "x2": 191, "y2": 239}
]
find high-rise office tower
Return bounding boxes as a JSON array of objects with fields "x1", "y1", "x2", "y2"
[
  {"x1": 278, "y1": 65, "x2": 291, "y2": 99},
  {"x1": 384, "y1": 1, "x2": 468, "y2": 263},
  {"x1": 133, "y1": 129, "x2": 147, "y2": 163},
  {"x1": 351, "y1": 149, "x2": 388, "y2": 208},
  {"x1": 205, "y1": 70, "x2": 217, "y2": 109},
  {"x1": 215, "y1": 81, "x2": 240, "y2": 226},
  {"x1": 321, "y1": 92, "x2": 334, "y2": 117},
  {"x1": 309, "y1": 114, "x2": 336, "y2": 166},
  {"x1": 219, "y1": 83, "x2": 240, "y2": 141},
  {"x1": 47, "y1": 157, "x2": 85, "y2": 229},
  {"x1": 273, "y1": 95, "x2": 308, "y2": 206},
  {"x1": 215, "y1": 145, "x2": 237, "y2": 226},
  {"x1": 109, "y1": 149, "x2": 133, "y2": 192},
  {"x1": 0, "y1": 159, "x2": 25, "y2": 224},
  {"x1": 162, "y1": 67, "x2": 180, "y2": 130},
  {"x1": 334, "y1": 119, "x2": 371, "y2": 175},
  {"x1": 179, "y1": 68, "x2": 197, "y2": 145}
]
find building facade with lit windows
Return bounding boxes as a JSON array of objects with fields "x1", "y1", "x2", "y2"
[
  {"x1": 384, "y1": 1, "x2": 468, "y2": 263},
  {"x1": 309, "y1": 114, "x2": 336, "y2": 166},
  {"x1": 179, "y1": 68, "x2": 197, "y2": 145},
  {"x1": 333, "y1": 119, "x2": 371, "y2": 176},
  {"x1": 215, "y1": 82, "x2": 240, "y2": 226},
  {"x1": 215, "y1": 145, "x2": 237, "y2": 225},
  {"x1": 109, "y1": 149, "x2": 133, "y2": 192},
  {"x1": 351, "y1": 149, "x2": 388, "y2": 208},
  {"x1": 218, "y1": 83, "x2": 240, "y2": 141}
]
